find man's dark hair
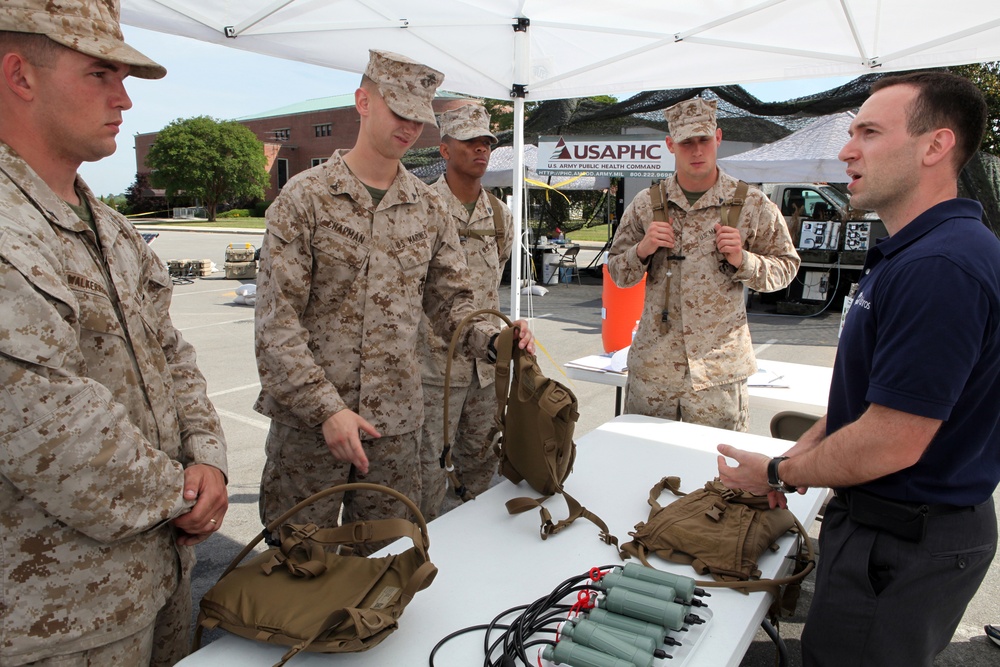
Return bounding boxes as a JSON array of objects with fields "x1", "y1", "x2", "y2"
[
  {"x1": 0, "y1": 31, "x2": 60, "y2": 68},
  {"x1": 871, "y1": 70, "x2": 987, "y2": 172}
]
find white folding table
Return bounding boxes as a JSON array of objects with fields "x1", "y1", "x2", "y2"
[
  {"x1": 179, "y1": 415, "x2": 825, "y2": 667},
  {"x1": 565, "y1": 358, "x2": 833, "y2": 418}
]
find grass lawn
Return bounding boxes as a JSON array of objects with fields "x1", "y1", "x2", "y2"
[
  {"x1": 131, "y1": 217, "x2": 267, "y2": 229},
  {"x1": 566, "y1": 223, "x2": 612, "y2": 243},
  {"x1": 131, "y1": 217, "x2": 612, "y2": 240}
]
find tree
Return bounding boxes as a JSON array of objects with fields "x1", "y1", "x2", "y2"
[
  {"x1": 146, "y1": 116, "x2": 269, "y2": 221},
  {"x1": 951, "y1": 62, "x2": 1000, "y2": 156},
  {"x1": 123, "y1": 171, "x2": 168, "y2": 216},
  {"x1": 482, "y1": 98, "x2": 539, "y2": 133},
  {"x1": 98, "y1": 193, "x2": 127, "y2": 213},
  {"x1": 483, "y1": 95, "x2": 617, "y2": 133}
]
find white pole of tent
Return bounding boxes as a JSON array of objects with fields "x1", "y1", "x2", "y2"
[
  {"x1": 510, "y1": 97, "x2": 525, "y2": 320},
  {"x1": 509, "y1": 19, "x2": 529, "y2": 320}
]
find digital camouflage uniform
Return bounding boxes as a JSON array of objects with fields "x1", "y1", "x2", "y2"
[
  {"x1": 0, "y1": 144, "x2": 228, "y2": 666},
  {"x1": 608, "y1": 169, "x2": 799, "y2": 430},
  {"x1": 254, "y1": 150, "x2": 495, "y2": 539},
  {"x1": 419, "y1": 176, "x2": 512, "y2": 519}
]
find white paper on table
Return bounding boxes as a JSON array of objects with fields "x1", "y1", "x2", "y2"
[
  {"x1": 610, "y1": 346, "x2": 630, "y2": 373},
  {"x1": 565, "y1": 355, "x2": 615, "y2": 372},
  {"x1": 748, "y1": 366, "x2": 789, "y2": 387}
]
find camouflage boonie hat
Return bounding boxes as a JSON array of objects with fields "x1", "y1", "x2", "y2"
[
  {"x1": 364, "y1": 49, "x2": 444, "y2": 126},
  {"x1": 437, "y1": 103, "x2": 498, "y2": 143},
  {"x1": 664, "y1": 98, "x2": 718, "y2": 143},
  {"x1": 0, "y1": 0, "x2": 166, "y2": 80}
]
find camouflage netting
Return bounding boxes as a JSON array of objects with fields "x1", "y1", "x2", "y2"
[{"x1": 406, "y1": 70, "x2": 999, "y2": 237}]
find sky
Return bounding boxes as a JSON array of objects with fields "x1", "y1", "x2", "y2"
[{"x1": 80, "y1": 26, "x2": 856, "y2": 197}]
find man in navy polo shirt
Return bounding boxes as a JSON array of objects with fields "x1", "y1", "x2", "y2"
[{"x1": 716, "y1": 70, "x2": 1000, "y2": 666}]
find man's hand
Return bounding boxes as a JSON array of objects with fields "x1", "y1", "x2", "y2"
[
  {"x1": 716, "y1": 444, "x2": 794, "y2": 510},
  {"x1": 636, "y1": 219, "x2": 675, "y2": 261},
  {"x1": 509, "y1": 319, "x2": 536, "y2": 355},
  {"x1": 172, "y1": 464, "x2": 228, "y2": 546},
  {"x1": 714, "y1": 223, "x2": 744, "y2": 268},
  {"x1": 322, "y1": 409, "x2": 381, "y2": 475}
]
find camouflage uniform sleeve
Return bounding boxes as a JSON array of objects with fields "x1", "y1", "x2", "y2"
[
  {"x1": 607, "y1": 188, "x2": 652, "y2": 287},
  {"x1": 139, "y1": 241, "x2": 228, "y2": 476},
  {"x1": 423, "y1": 199, "x2": 494, "y2": 359},
  {"x1": 0, "y1": 252, "x2": 191, "y2": 544},
  {"x1": 730, "y1": 190, "x2": 801, "y2": 293},
  {"x1": 255, "y1": 188, "x2": 349, "y2": 426}
]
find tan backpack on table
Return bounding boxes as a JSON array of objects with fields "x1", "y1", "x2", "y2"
[
  {"x1": 619, "y1": 476, "x2": 814, "y2": 614},
  {"x1": 195, "y1": 483, "x2": 436, "y2": 666}
]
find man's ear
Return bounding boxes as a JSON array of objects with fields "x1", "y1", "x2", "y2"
[
  {"x1": 439, "y1": 139, "x2": 452, "y2": 160},
  {"x1": 1, "y1": 53, "x2": 36, "y2": 103},
  {"x1": 355, "y1": 86, "x2": 370, "y2": 117},
  {"x1": 923, "y1": 127, "x2": 957, "y2": 169},
  {"x1": 665, "y1": 136, "x2": 675, "y2": 155}
]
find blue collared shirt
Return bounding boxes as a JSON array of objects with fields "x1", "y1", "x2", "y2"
[{"x1": 829, "y1": 198, "x2": 1000, "y2": 506}]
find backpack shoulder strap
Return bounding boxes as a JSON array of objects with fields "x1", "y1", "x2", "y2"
[
  {"x1": 505, "y1": 488, "x2": 617, "y2": 545},
  {"x1": 722, "y1": 179, "x2": 750, "y2": 228},
  {"x1": 441, "y1": 308, "x2": 513, "y2": 500},
  {"x1": 648, "y1": 181, "x2": 668, "y2": 223},
  {"x1": 485, "y1": 191, "x2": 506, "y2": 255}
]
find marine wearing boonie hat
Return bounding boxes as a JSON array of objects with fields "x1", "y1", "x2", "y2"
[
  {"x1": 0, "y1": 0, "x2": 166, "y2": 80},
  {"x1": 438, "y1": 103, "x2": 498, "y2": 144},
  {"x1": 664, "y1": 98, "x2": 718, "y2": 143},
  {"x1": 364, "y1": 49, "x2": 444, "y2": 127}
]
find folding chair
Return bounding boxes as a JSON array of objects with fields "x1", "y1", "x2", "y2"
[
  {"x1": 769, "y1": 411, "x2": 819, "y2": 441},
  {"x1": 555, "y1": 245, "x2": 581, "y2": 284}
]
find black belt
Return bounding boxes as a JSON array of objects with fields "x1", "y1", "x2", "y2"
[{"x1": 836, "y1": 488, "x2": 977, "y2": 542}]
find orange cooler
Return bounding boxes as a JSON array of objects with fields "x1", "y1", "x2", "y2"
[{"x1": 601, "y1": 265, "x2": 646, "y2": 353}]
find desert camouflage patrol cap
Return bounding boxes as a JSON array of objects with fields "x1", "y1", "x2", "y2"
[
  {"x1": 0, "y1": 0, "x2": 166, "y2": 80},
  {"x1": 438, "y1": 103, "x2": 498, "y2": 143},
  {"x1": 364, "y1": 49, "x2": 444, "y2": 126},
  {"x1": 664, "y1": 98, "x2": 718, "y2": 143}
]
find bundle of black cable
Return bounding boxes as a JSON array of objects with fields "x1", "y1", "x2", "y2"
[{"x1": 429, "y1": 564, "x2": 710, "y2": 667}]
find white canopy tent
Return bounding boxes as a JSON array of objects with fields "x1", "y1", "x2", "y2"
[
  {"x1": 120, "y1": 0, "x2": 1000, "y2": 317},
  {"x1": 718, "y1": 112, "x2": 855, "y2": 183}
]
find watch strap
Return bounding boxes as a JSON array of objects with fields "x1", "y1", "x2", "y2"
[{"x1": 767, "y1": 456, "x2": 795, "y2": 493}]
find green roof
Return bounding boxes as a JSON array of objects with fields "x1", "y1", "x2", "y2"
[{"x1": 237, "y1": 90, "x2": 471, "y2": 121}]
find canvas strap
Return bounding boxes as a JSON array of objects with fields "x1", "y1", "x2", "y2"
[
  {"x1": 649, "y1": 179, "x2": 750, "y2": 331},
  {"x1": 441, "y1": 308, "x2": 513, "y2": 501},
  {"x1": 461, "y1": 192, "x2": 506, "y2": 263},
  {"x1": 648, "y1": 181, "x2": 685, "y2": 331}
]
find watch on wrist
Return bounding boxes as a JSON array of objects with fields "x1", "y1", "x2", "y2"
[
  {"x1": 486, "y1": 332, "x2": 499, "y2": 363},
  {"x1": 767, "y1": 456, "x2": 796, "y2": 493}
]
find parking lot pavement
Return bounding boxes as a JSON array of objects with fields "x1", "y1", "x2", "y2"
[{"x1": 145, "y1": 229, "x2": 999, "y2": 666}]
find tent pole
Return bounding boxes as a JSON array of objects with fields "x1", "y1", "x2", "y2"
[
  {"x1": 509, "y1": 18, "x2": 529, "y2": 320},
  {"x1": 510, "y1": 96, "x2": 525, "y2": 320}
]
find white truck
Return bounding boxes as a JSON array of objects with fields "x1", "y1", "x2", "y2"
[{"x1": 760, "y1": 183, "x2": 884, "y2": 308}]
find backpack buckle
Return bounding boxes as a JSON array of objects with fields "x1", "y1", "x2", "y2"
[{"x1": 351, "y1": 522, "x2": 374, "y2": 543}]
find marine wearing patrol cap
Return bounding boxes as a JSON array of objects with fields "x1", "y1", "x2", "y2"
[
  {"x1": 438, "y1": 103, "x2": 498, "y2": 143},
  {"x1": 664, "y1": 98, "x2": 718, "y2": 143},
  {"x1": 0, "y1": 0, "x2": 167, "y2": 80},
  {"x1": 364, "y1": 49, "x2": 444, "y2": 126}
]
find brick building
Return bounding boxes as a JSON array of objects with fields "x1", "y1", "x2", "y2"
[{"x1": 134, "y1": 91, "x2": 473, "y2": 202}]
